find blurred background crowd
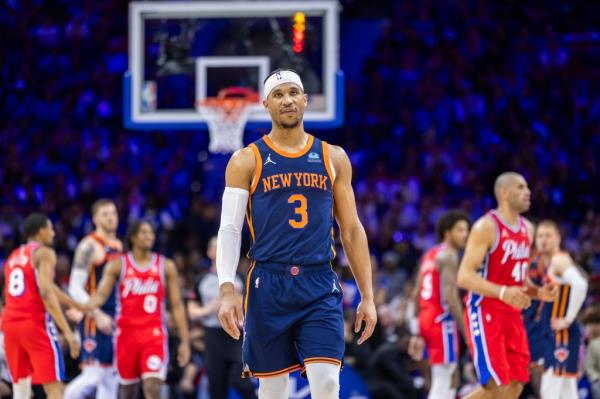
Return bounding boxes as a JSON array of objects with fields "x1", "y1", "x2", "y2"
[{"x1": 1, "y1": 0, "x2": 600, "y2": 398}]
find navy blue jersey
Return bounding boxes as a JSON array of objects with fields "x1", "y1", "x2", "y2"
[
  {"x1": 80, "y1": 233, "x2": 121, "y2": 365},
  {"x1": 523, "y1": 255, "x2": 547, "y2": 324},
  {"x1": 87, "y1": 233, "x2": 121, "y2": 317},
  {"x1": 247, "y1": 134, "x2": 335, "y2": 265}
]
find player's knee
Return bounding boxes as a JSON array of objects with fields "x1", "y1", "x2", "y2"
[
  {"x1": 142, "y1": 378, "x2": 163, "y2": 399},
  {"x1": 258, "y1": 375, "x2": 289, "y2": 399},
  {"x1": 306, "y1": 363, "x2": 340, "y2": 399},
  {"x1": 309, "y1": 375, "x2": 339, "y2": 399}
]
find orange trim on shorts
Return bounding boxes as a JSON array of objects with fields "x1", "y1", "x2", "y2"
[
  {"x1": 303, "y1": 357, "x2": 342, "y2": 366},
  {"x1": 251, "y1": 364, "x2": 303, "y2": 378},
  {"x1": 553, "y1": 370, "x2": 578, "y2": 377},
  {"x1": 558, "y1": 285, "x2": 569, "y2": 318},
  {"x1": 321, "y1": 140, "x2": 335, "y2": 186},
  {"x1": 243, "y1": 261, "x2": 256, "y2": 315},
  {"x1": 262, "y1": 134, "x2": 314, "y2": 158},
  {"x1": 248, "y1": 143, "x2": 262, "y2": 194}
]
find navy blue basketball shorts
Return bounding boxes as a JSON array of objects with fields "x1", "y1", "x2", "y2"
[
  {"x1": 242, "y1": 262, "x2": 345, "y2": 378},
  {"x1": 545, "y1": 322, "x2": 581, "y2": 376},
  {"x1": 79, "y1": 314, "x2": 114, "y2": 366},
  {"x1": 525, "y1": 320, "x2": 552, "y2": 367}
]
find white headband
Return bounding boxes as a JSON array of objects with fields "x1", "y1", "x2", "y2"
[{"x1": 263, "y1": 70, "x2": 304, "y2": 98}]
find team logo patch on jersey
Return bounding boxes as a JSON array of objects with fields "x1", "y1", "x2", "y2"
[
  {"x1": 83, "y1": 338, "x2": 97, "y2": 352},
  {"x1": 264, "y1": 153, "x2": 277, "y2": 166},
  {"x1": 146, "y1": 355, "x2": 162, "y2": 371},
  {"x1": 554, "y1": 348, "x2": 569, "y2": 363},
  {"x1": 255, "y1": 277, "x2": 260, "y2": 288},
  {"x1": 307, "y1": 152, "x2": 322, "y2": 163}
]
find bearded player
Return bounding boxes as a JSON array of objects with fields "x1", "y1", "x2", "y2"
[
  {"x1": 66, "y1": 199, "x2": 122, "y2": 399},
  {"x1": 457, "y1": 172, "x2": 557, "y2": 399}
]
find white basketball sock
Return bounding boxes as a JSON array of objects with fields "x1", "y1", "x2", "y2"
[
  {"x1": 306, "y1": 363, "x2": 340, "y2": 399},
  {"x1": 258, "y1": 374, "x2": 289, "y2": 399},
  {"x1": 13, "y1": 376, "x2": 32, "y2": 399},
  {"x1": 428, "y1": 363, "x2": 457, "y2": 399},
  {"x1": 541, "y1": 367, "x2": 562, "y2": 399}
]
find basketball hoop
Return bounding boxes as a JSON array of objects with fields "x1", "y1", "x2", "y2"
[{"x1": 196, "y1": 87, "x2": 260, "y2": 154}]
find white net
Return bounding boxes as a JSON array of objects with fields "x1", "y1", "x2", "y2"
[{"x1": 196, "y1": 99, "x2": 255, "y2": 154}]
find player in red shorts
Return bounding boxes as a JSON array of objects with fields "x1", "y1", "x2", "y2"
[
  {"x1": 85, "y1": 220, "x2": 190, "y2": 399},
  {"x1": 457, "y1": 172, "x2": 557, "y2": 398},
  {"x1": 3, "y1": 213, "x2": 81, "y2": 399},
  {"x1": 415, "y1": 210, "x2": 470, "y2": 399}
]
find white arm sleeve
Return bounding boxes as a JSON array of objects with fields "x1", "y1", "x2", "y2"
[
  {"x1": 68, "y1": 268, "x2": 91, "y2": 303},
  {"x1": 562, "y1": 266, "x2": 588, "y2": 324},
  {"x1": 217, "y1": 187, "x2": 249, "y2": 286}
]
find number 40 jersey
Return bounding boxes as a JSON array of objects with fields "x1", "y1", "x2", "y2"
[{"x1": 246, "y1": 134, "x2": 335, "y2": 265}]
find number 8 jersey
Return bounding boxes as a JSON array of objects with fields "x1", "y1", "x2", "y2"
[
  {"x1": 467, "y1": 210, "x2": 531, "y2": 315},
  {"x1": 247, "y1": 134, "x2": 335, "y2": 265},
  {"x1": 3, "y1": 242, "x2": 45, "y2": 322},
  {"x1": 115, "y1": 252, "x2": 165, "y2": 329}
]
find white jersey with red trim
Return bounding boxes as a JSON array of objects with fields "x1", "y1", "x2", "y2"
[{"x1": 115, "y1": 252, "x2": 166, "y2": 329}]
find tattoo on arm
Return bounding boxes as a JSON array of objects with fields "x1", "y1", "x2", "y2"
[{"x1": 73, "y1": 241, "x2": 95, "y2": 271}]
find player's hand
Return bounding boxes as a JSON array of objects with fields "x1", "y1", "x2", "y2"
[
  {"x1": 177, "y1": 342, "x2": 191, "y2": 367},
  {"x1": 408, "y1": 335, "x2": 425, "y2": 361},
  {"x1": 94, "y1": 310, "x2": 114, "y2": 335},
  {"x1": 65, "y1": 332, "x2": 80, "y2": 359},
  {"x1": 66, "y1": 308, "x2": 84, "y2": 323},
  {"x1": 551, "y1": 318, "x2": 571, "y2": 331},
  {"x1": 355, "y1": 298, "x2": 377, "y2": 345},
  {"x1": 218, "y1": 284, "x2": 243, "y2": 340},
  {"x1": 538, "y1": 282, "x2": 559, "y2": 302},
  {"x1": 500, "y1": 286, "x2": 531, "y2": 310}
]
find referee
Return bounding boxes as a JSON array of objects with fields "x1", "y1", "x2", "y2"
[{"x1": 187, "y1": 237, "x2": 256, "y2": 399}]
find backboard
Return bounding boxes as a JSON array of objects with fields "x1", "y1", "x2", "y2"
[{"x1": 124, "y1": 1, "x2": 343, "y2": 131}]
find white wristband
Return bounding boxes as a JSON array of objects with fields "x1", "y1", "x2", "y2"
[{"x1": 499, "y1": 285, "x2": 507, "y2": 301}]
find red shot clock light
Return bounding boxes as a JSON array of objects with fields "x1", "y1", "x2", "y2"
[{"x1": 292, "y1": 12, "x2": 305, "y2": 54}]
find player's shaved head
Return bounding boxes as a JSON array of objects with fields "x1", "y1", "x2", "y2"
[{"x1": 494, "y1": 172, "x2": 524, "y2": 201}]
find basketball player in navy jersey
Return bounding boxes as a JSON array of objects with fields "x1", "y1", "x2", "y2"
[
  {"x1": 217, "y1": 69, "x2": 377, "y2": 399},
  {"x1": 66, "y1": 199, "x2": 122, "y2": 399}
]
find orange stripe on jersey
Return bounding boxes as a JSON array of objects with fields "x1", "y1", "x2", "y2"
[
  {"x1": 249, "y1": 143, "x2": 262, "y2": 194},
  {"x1": 243, "y1": 261, "x2": 256, "y2": 315},
  {"x1": 246, "y1": 196, "x2": 255, "y2": 243},
  {"x1": 89, "y1": 270, "x2": 97, "y2": 335},
  {"x1": 322, "y1": 140, "x2": 334, "y2": 186},
  {"x1": 263, "y1": 134, "x2": 314, "y2": 158}
]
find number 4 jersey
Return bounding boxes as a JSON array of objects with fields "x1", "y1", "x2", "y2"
[
  {"x1": 247, "y1": 134, "x2": 335, "y2": 265},
  {"x1": 466, "y1": 210, "x2": 531, "y2": 315}
]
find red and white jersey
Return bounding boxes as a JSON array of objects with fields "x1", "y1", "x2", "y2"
[
  {"x1": 467, "y1": 210, "x2": 531, "y2": 314},
  {"x1": 418, "y1": 244, "x2": 450, "y2": 321},
  {"x1": 2, "y1": 242, "x2": 46, "y2": 323},
  {"x1": 116, "y1": 252, "x2": 166, "y2": 329}
]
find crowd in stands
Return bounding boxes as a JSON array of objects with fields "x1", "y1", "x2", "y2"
[{"x1": 1, "y1": 0, "x2": 600, "y2": 397}]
